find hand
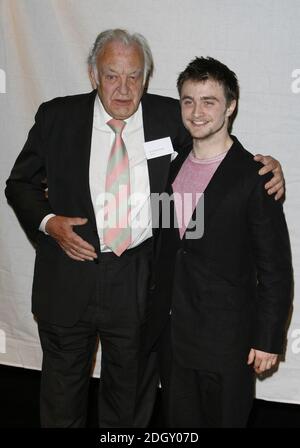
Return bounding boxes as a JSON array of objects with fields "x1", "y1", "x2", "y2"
[
  {"x1": 247, "y1": 348, "x2": 278, "y2": 374},
  {"x1": 254, "y1": 154, "x2": 285, "y2": 201},
  {"x1": 45, "y1": 216, "x2": 98, "y2": 261}
]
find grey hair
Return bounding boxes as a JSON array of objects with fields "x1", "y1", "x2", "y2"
[{"x1": 87, "y1": 29, "x2": 154, "y2": 85}]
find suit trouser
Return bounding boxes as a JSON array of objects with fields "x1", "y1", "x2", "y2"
[
  {"x1": 37, "y1": 239, "x2": 159, "y2": 428},
  {"x1": 158, "y1": 320, "x2": 255, "y2": 428}
]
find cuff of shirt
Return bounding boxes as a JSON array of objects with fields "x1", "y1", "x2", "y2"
[{"x1": 39, "y1": 213, "x2": 56, "y2": 235}]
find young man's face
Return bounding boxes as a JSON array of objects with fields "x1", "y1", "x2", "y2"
[
  {"x1": 180, "y1": 79, "x2": 236, "y2": 141},
  {"x1": 90, "y1": 40, "x2": 145, "y2": 120}
]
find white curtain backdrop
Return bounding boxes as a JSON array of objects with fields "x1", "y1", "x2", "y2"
[{"x1": 0, "y1": 0, "x2": 300, "y2": 404}]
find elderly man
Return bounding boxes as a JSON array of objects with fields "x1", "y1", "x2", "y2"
[{"x1": 5, "y1": 29, "x2": 284, "y2": 428}]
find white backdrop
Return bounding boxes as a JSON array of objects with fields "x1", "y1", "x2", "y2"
[{"x1": 0, "y1": 0, "x2": 300, "y2": 404}]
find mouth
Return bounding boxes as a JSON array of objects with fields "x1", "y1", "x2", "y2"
[
  {"x1": 113, "y1": 99, "x2": 132, "y2": 106},
  {"x1": 190, "y1": 120, "x2": 209, "y2": 127}
]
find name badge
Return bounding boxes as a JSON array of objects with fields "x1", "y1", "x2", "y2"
[{"x1": 144, "y1": 137, "x2": 177, "y2": 160}]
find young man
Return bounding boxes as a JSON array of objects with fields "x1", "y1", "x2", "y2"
[{"x1": 155, "y1": 57, "x2": 292, "y2": 427}]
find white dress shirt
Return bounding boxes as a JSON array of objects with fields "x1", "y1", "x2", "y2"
[{"x1": 40, "y1": 95, "x2": 152, "y2": 252}]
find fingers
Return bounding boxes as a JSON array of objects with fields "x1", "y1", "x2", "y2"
[
  {"x1": 45, "y1": 215, "x2": 98, "y2": 261},
  {"x1": 255, "y1": 154, "x2": 277, "y2": 171},
  {"x1": 253, "y1": 154, "x2": 264, "y2": 162},
  {"x1": 250, "y1": 349, "x2": 278, "y2": 374},
  {"x1": 61, "y1": 239, "x2": 97, "y2": 261},
  {"x1": 254, "y1": 154, "x2": 282, "y2": 177},
  {"x1": 254, "y1": 357, "x2": 268, "y2": 374},
  {"x1": 254, "y1": 154, "x2": 278, "y2": 171},
  {"x1": 258, "y1": 358, "x2": 277, "y2": 374},
  {"x1": 60, "y1": 231, "x2": 98, "y2": 261},
  {"x1": 265, "y1": 179, "x2": 285, "y2": 200},
  {"x1": 247, "y1": 348, "x2": 255, "y2": 365},
  {"x1": 257, "y1": 157, "x2": 276, "y2": 175},
  {"x1": 254, "y1": 154, "x2": 285, "y2": 200},
  {"x1": 63, "y1": 245, "x2": 96, "y2": 262},
  {"x1": 69, "y1": 217, "x2": 88, "y2": 226},
  {"x1": 68, "y1": 231, "x2": 97, "y2": 255},
  {"x1": 64, "y1": 249, "x2": 86, "y2": 262},
  {"x1": 264, "y1": 178, "x2": 284, "y2": 191},
  {"x1": 275, "y1": 187, "x2": 285, "y2": 201}
]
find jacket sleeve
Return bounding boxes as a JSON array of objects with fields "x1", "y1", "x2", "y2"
[
  {"x1": 247, "y1": 173, "x2": 293, "y2": 354},
  {"x1": 5, "y1": 103, "x2": 53, "y2": 242}
]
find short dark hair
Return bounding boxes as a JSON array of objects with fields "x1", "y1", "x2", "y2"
[{"x1": 177, "y1": 57, "x2": 239, "y2": 132}]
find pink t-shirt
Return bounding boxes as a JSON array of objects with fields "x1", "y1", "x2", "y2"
[{"x1": 172, "y1": 150, "x2": 228, "y2": 239}]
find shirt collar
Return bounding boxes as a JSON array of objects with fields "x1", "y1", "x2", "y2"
[{"x1": 93, "y1": 94, "x2": 143, "y2": 133}]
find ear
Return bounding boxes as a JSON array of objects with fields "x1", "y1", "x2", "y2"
[
  {"x1": 226, "y1": 99, "x2": 237, "y2": 117},
  {"x1": 88, "y1": 65, "x2": 98, "y2": 90}
]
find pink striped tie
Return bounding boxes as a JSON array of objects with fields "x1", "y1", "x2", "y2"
[{"x1": 103, "y1": 119, "x2": 131, "y2": 256}]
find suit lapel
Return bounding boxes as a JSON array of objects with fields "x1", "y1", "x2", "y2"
[
  {"x1": 191, "y1": 138, "x2": 245, "y2": 231},
  {"x1": 169, "y1": 144, "x2": 193, "y2": 186},
  {"x1": 169, "y1": 137, "x2": 245, "y2": 240},
  {"x1": 69, "y1": 90, "x2": 97, "y2": 227}
]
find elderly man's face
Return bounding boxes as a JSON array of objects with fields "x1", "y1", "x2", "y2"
[{"x1": 91, "y1": 41, "x2": 145, "y2": 120}]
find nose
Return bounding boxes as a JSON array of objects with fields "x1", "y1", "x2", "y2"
[
  {"x1": 192, "y1": 101, "x2": 205, "y2": 118},
  {"x1": 118, "y1": 76, "x2": 129, "y2": 95}
]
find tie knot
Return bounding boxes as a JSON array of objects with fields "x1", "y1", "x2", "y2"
[{"x1": 107, "y1": 119, "x2": 126, "y2": 135}]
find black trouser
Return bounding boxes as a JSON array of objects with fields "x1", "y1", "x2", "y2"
[
  {"x1": 158, "y1": 319, "x2": 254, "y2": 428},
  {"x1": 168, "y1": 360, "x2": 254, "y2": 428},
  {"x1": 38, "y1": 239, "x2": 158, "y2": 428}
]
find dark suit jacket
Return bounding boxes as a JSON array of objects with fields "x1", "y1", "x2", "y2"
[
  {"x1": 151, "y1": 137, "x2": 292, "y2": 371},
  {"x1": 5, "y1": 90, "x2": 191, "y2": 326}
]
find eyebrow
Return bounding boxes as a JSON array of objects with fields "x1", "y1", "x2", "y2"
[
  {"x1": 103, "y1": 67, "x2": 118, "y2": 74},
  {"x1": 201, "y1": 96, "x2": 219, "y2": 101},
  {"x1": 180, "y1": 95, "x2": 193, "y2": 101},
  {"x1": 181, "y1": 95, "x2": 219, "y2": 102},
  {"x1": 103, "y1": 68, "x2": 143, "y2": 75},
  {"x1": 128, "y1": 69, "x2": 143, "y2": 76}
]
